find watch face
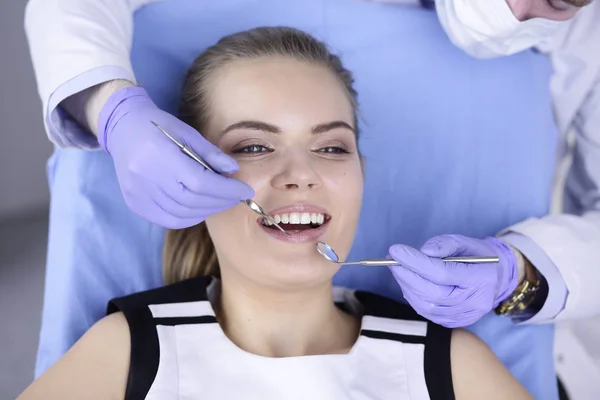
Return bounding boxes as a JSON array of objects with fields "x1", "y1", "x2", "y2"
[
  {"x1": 495, "y1": 281, "x2": 540, "y2": 317},
  {"x1": 513, "y1": 289, "x2": 540, "y2": 316}
]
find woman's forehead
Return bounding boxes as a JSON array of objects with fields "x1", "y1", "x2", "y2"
[{"x1": 205, "y1": 58, "x2": 355, "y2": 133}]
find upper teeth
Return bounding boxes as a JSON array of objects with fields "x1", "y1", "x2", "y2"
[{"x1": 263, "y1": 212, "x2": 326, "y2": 226}]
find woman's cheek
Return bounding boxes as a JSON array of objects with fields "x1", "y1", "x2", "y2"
[
  {"x1": 341, "y1": 163, "x2": 365, "y2": 209},
  {"x1": 328, "y1": 161, "x2": 362, "y2": 187},
  {"x1": 232, "y1": 161, "x2": 271, "y2": 189}
]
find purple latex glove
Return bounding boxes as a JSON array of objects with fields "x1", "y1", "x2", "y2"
[
  {"x1": 388, "y1": 235, "x2": 520, "y2": 328},
  {"x1": 97, "y1": 86, "x2": 254, "y2": 229}
]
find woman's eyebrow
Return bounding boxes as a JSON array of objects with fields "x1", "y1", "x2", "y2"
[
  {"x1": 220, "y1": 120, "x2": 355, "y2": 136},
  {"x1": 219, "y1": 120, "x2": 279, "y2": 136},
  {"x1": 311, "y1": 121, "x2": 355, "y2": 134}
]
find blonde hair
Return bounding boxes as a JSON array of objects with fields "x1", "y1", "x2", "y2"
[{"x1": 163, "y1": 27, "x2": 359, "y2": 284}]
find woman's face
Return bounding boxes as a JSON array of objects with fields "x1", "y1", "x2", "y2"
[{"x1": 202, "y1": 57, "x2": 363, "y2": 290}]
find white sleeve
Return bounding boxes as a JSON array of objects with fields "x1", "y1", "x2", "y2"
[
  {"x1": 501, "y1": 3, "x2": 600, "y2": 323},
  {"x1": 24, "y1": 0, "x2": 162, "y2": 149}
]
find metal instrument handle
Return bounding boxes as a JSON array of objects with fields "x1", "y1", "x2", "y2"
[{"x1": 339, "y1": 256, "x2": 500, "y2": 266}]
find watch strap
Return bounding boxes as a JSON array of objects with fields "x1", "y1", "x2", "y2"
[{"x1": 494, "y1": 255, "x2": 545, "y2": 321}]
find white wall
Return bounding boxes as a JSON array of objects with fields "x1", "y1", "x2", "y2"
[{"x1": 0, "y1": 1, "x2": 53, "y2": 219}]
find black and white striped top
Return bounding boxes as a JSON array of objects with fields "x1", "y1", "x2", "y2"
[{"x1": 107, "y1": 276, "x2": 455, "y2": 400}]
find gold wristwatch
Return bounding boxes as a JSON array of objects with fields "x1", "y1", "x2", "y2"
[{"x1": 494, "y1": 254, "x2": 541, "y2": 317}]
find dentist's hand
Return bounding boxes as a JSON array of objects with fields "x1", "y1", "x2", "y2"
[
  {"x1": 388, "y1": 235, "x2": 520, "y2": 328},
  {"x1": 98, "y1": 86, "x2": 255, "y2": 229}
]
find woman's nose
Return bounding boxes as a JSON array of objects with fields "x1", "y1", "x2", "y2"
[{"x1": 270, "y1": 154, "x2": 322, "y2": 191}]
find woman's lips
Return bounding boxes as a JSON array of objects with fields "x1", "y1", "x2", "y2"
[{"x1": 258, "y1": 218, "x2": 330, "y2": 243}]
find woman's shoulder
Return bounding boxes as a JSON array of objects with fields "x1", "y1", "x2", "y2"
[
  {"x1": 98, "y1": 276, "x2": 216, "y2": 400},
  {"x1": 450, "y1": 329, "x2": 534, "y2": 399},
  {"x1": 107, "y1": 275, "x2": 213, "y2": 316},
  {"x1": 17, "y1": 311, "x2": 131, "y2": 400}
]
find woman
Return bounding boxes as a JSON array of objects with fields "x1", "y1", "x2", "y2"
[{"x1": 18, "y1": 27, "x2": 532, "y2": 400}]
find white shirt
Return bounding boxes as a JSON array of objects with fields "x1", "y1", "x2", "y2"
[
  {"x1": 23, "y1": 0, "x2": 600, "y2": 323},
  {"x1": 107, "y1": 276, "x2": 455, "y2": 400}
]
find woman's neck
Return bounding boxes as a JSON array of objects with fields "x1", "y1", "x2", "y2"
[{"x1": 214, "y1": 274, "x2": 360, "y2": 358}]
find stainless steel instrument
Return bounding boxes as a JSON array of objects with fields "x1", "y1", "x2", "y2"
[{"x1": 316, "y1": 241, "x2": 499, "y2": 266}]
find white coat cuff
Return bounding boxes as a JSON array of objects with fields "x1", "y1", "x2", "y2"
[
  {"x1": 500, "y1": 232, "x2": 568, "y2": 324},
  {"x1": 46, "y1": 66, "x2": 136, "y2": 150}
]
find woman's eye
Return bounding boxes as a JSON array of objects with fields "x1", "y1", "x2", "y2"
[
  {"x1": 232, "y1": 144, "x2": 272, "y2": 154},
  {"x1": 316, "y1": 146, "x2": 350, "y2": 154}
]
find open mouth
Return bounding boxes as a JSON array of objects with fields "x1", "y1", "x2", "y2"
[{"x1": 259, "y1": 212, "x2": 331, "y2": 233}]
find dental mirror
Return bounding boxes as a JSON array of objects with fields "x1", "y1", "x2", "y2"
[
  {"x1": 317, "y1": 241, "x2": 340, "y2": 263},
  {"x1": 316, "y1": 241, "x2": 500, "y2": 266}
]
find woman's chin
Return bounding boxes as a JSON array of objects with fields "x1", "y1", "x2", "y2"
[
  {"x1": 257, "y1": 255, "x2": 340, "y2": 290},
  {"x1": 224, "y1": 236, "x2": 352, "y2": 290}
]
